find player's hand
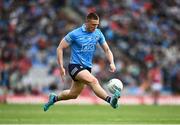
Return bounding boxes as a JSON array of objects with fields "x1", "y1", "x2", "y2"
[
  {"x1": 59, "y1": 67, "x2": 66, "y2": 82},
  {"x1": 109, "y1": 63, "x2": 116, "y2": 72}
]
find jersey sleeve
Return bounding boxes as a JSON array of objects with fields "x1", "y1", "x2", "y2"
[
  {"x1": 98, "y1": 30, "x2": 106, "y2": 45},
  {"x1": 64, "y1": 31, "x2": 74, "y2": 45}
]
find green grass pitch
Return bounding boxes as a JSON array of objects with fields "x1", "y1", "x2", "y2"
[{"x1": 0, "y1": 104, "x2": 180, "y2": 124}]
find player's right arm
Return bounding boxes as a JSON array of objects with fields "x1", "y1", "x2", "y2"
[{"x1": 57, "y1": 38, "x2": 69, "y2": 80}]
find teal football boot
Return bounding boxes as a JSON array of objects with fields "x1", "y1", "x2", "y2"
[
  {"x1": 110, "y1": 90, "x2": 121, "y2": 109},
  {"x1": 43, "y1": 93, "x2": 57, "y2": 112}
]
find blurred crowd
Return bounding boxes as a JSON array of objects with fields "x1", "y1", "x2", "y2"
[{"x1": 0, "y1": 0, "x2": 180, "y2": 96}]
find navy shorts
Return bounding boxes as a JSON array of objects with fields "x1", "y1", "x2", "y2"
[{"x1": 68, "y1": 64, "x2": 91, "y2": 81}]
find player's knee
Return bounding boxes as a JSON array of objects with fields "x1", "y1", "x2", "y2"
[{"x1": 90, "y1": 78, "x2": 99, "y2": 84}]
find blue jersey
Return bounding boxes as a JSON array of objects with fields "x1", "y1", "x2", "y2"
[{"x1": 64, "y1": 24, "x2": 106, "y2": 68}]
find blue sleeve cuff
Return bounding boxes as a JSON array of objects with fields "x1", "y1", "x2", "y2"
[{"x1": 64, "y1": 35, "x2": 72, "y2": 44}]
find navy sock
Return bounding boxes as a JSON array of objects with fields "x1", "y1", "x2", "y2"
[
  {"x1": 53, "y1": 96, "x2": 58, "y2": 102},
  {"x1": 105, "y1": 96, "x2": 111, "y2": 103}
]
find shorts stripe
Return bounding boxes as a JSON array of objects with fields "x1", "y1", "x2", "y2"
[{"x1": 68, "y1": 64, "x2": 91, "y2": 81}]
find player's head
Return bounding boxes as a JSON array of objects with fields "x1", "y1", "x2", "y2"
[{"x1": 85, "y1": 12, "x2": 99, "y2": 32}]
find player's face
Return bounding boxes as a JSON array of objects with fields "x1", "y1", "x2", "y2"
[{"x1": 86, "y1": 19, "x2": 99, "y2": 32}]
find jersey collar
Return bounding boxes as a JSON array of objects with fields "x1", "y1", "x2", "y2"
[{"x1": 82, "y1": 24, "x2": 87, "y2": 32}]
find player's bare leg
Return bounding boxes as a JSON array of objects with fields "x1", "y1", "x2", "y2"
[
  {"x1": 76, "y1": 70, "x2": 108, "y2": 100},
  {"x1": 57, "y1": 81, "x2": 84, "y2": 100},
  {"x1": 76, "y1": 70, "x2": 120, "y2": 108},
  {"x1": 43, "y1": 81, "x2": 84, "y2": 111}
]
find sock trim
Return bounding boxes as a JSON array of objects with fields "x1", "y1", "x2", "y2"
[{"x1": 105, "y1": 96, "x2": 111, "y2": 103}]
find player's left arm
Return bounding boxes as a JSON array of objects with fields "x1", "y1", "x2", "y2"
[{"x1": 101, "y1": 42, "x2": 116, "y2": 72}]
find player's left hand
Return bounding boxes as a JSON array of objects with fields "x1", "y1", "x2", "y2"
[
  {"x1": 59, "y1": 67, "x2": 66, "y2": 83},
  {"x1": 109, "y1": 63, "x2": 116, "y2": 72}
]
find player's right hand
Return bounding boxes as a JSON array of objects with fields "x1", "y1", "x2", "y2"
[{"x1": 59, "y1": 67, "x2": 66, "y2": 83}]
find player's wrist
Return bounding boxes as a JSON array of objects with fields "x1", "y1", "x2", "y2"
[
  {"x1": 58, "y1": 64, "x2": 64, "y2": 69},
  {"x1": 110, "y1": 62, "x2": 115, "y2": 65}
]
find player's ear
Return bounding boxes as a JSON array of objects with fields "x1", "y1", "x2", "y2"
[{"x1": 86, "y1": 19, "x2": 92, "y2": 23}]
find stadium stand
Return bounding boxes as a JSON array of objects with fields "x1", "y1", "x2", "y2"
[{"x1": 0, "y1": 0, "x2": 180, "y2": 100}]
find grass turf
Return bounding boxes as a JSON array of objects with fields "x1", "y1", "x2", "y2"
[{"x1": 0, "y1": 104, "x2": 180, "y2": 124}]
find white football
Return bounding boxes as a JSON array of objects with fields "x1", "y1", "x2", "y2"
[{"x1": 107, "y1": 78, "x2": 123, "y2": 94}]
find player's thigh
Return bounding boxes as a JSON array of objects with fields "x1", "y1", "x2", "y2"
[
  {"x1": 76, "y1": 70, "x2": 98, "y2": 85},
  {"x1": 69, "y1": 80, "x2": 85, "y2": 94}
]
